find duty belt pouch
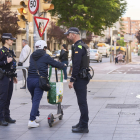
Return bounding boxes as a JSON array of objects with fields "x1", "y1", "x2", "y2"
[{"x1": 0, "y1": 68, "x2": 4, "y2": 80}]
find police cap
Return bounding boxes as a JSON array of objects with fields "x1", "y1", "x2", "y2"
[
  {"x1": 64, "y1": 27, "x2": 80, "y2": 35},
  {"x1": 2, "y1": 33, "x2": 16, "y2": 40}
]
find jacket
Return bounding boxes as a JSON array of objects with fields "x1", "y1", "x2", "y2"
[
  {"x1": 70, "y1": 40, "x2": 86, "y2": 82},
  {"x1": 19, "y1": 45, "x2": 31, "y2": 67},
  {"x1": 0, "y1": 46, "x2": 17, "y2": 77},
  {"x1": 59, "y1": 49, "x2": 68, "y2": 62},
  {"x1": 28, "y1": 49, "x2": 65, "y2": 78}
]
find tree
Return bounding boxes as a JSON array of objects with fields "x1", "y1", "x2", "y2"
[
  {"x1": 136, "y1": 30, "x2": 140, "y2": 44},
  {"x1": 47, "y1": 22, "x2": 67, "y2": 50},
  {"x1": 117, "y1": 37, "x2": 126, "y2": 46},
  {"x1": 82, "y1": 32, "x2": 92, "y2": 44},
  {"x1": 0, "y1": 4, "x2": 20, "y2": 41},
  {"x1": 50, "y1": 0, "x2": 127, "y2": 35}
]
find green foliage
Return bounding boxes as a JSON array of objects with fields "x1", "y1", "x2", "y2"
[
  {"x1": 117, "y1": 37, "x2": 126, "y2": 46},
  {"x1": 0, "y1": 4, "x2": 20, "y2": 41},
  {"x1": 50, "y1": 0, "x2": 127, "y2": 35}
]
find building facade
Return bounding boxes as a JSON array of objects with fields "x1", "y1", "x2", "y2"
[{"x1": 0, "y1": 0, "x2": 61, "y2": 57}]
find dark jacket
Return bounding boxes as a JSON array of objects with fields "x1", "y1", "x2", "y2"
[
  {"x1": 59, "y1": 49, "x2": 68, "y2": 62},
  {"x1": 0, "y1": 46, "x2": 17, "y2": 76},
  {"x1": 28, "y1": 49, "x2": 65, "y2": 78},
  {"x1": 70, "y1": 40, "x2": 86, "y2": 82}
]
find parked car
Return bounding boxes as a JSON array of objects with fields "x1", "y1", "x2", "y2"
[
  {"x1": 90, "y1": 49, "x2": 102, "y2": 62},
  {"x1": 46, "y1": 49, "x2": 52, "y2": 56},
  {"x1": 52, "y1": 50, "x2": 61, "y2": 58},
  {"x1": 98, "y1": 47, "x2": 110, "y2": 57}
]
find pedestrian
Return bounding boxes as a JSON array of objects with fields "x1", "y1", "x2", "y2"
[
  {"x1": 19, "y1": 39, "x2": 31, "y2": 89},
  {"x1": 115, "y1": 51, "x2": 123, "y2": 64},
  {"x1": 27, "y1": 40, "x2": 66, "y2": 128},
  {"x1": 0, "y1": 33, "x2": 18, "y2": 126},
  {"x1": 59, "y1": 44, "x2": 69, "y2": 82},
  {"x1": 64, "y1": 27, "x2": 91, "y2": 133}
]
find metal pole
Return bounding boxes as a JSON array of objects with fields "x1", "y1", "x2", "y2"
[
  {"x1": 126, "y1": 42, "x2": 129, "y2": 63},
  {"x1": 110, "y1": 28, "x2": 113, "y2": 63},
  {"x1": 33, "y1": 0, "x2": 41, "y2": 51},
  {"x1": 44, "y1": 12, "x2": 47, "y2": 42},
  {"x1": 26, "y1": 22, "x2": 29, "y2": 42}
]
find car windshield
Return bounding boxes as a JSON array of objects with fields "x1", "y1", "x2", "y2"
[
  {"x1": 54, "y1": 50, "x2": 60, "y2": 54},
  {"x1": 90, "y1": 49, "x2": 97, "y2": 53}
]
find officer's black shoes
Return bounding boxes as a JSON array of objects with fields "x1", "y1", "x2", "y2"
[
  {"x1": 72, "y1": 127, "x2": 89, "y2": 133},
  {"x1": 0, "y1": 120, "x2": 8, "y2": 126},
  {"x1": 20, "y1": 86, "x2": 26, "y2": 89},
  {"x1": 72, "y1": 123, "x2": 80, "y2": 128},
  {"x1": 5, "y1": 117, "x2": 16, "y2": 123}
]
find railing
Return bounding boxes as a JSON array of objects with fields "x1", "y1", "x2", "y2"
[{"x1": 15, "y1": 66, "x2": 28, "y2": 93}]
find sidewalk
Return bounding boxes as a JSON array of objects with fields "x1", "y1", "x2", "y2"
[{"x1": 1, "y1": 56, "x2": 140, "y2": 140}]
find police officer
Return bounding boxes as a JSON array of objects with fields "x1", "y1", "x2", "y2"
[
  {"x1": 64, "y1": 27, "x2": 91, "y2": 133},
  {"x1": 0, "y1": 33, "x2": 17, "y2": 126}
]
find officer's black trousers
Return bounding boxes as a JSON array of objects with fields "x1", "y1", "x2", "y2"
[
  {"x1": 74, "y1": 76, "x2": 89, "y2": 128},
  {"x1": 0, "y1": 75, "x2": 13, "y2": 121}
]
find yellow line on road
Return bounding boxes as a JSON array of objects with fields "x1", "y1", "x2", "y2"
[{"x1": 90, "y1": 80, "x2": 140, "y2": 82}]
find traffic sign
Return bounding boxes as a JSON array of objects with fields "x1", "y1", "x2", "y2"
[
  {"x1": 28, "y1": 0, "x2": 39, "y2": 15},
  {"x1": 34, "y1": 16, "x2": 49, "y2": 37}
]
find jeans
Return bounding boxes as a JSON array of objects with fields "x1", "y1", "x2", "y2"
[
  {"x1": 27, "y1": 77, "x2": 44, "y2": 121},
  {"x1": 61, "y1": 61, "x2": 68, "y2": 80}
]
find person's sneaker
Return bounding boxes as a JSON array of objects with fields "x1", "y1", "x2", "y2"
[
  {"x1": 0, "y1": 120, "x2": 8, "y2": 126},
  {"x1": 63, "y1": 79, "x2": 67, "y2": 83},
  {"x1": 28, "y1": 121, "x2": 39, "y2": 128},
  {"x1": 5, "y1": 117, "x2": 16, "y2": 123},
  {"x1": 35, "y1": 116, "x2": 40, "y2": 123}
]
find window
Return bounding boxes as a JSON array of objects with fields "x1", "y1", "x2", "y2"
[
  {"x1": 123, "y1": 21, "x2": 128, "y2": 23},
  {"x1": 5, "y1": 0, "x2": 11, "y2": 5}
]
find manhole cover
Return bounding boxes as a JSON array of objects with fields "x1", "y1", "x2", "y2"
[
  {"x1": 94, "y1": 97, "x2": 115, "y2": 99},
  {"x1": 106, "y1": 104, "x2": 139, "y2": 109},
  {"x1": 39, "y1": 105, "x2": 71, "y2": 110}
]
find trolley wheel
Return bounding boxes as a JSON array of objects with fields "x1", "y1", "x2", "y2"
[
  {"x1": 48, "y1": 113, "x2": 54, "y2": 127},
  {"x1": 59, "y1": 109, "x2": 63, "y2": 120}
]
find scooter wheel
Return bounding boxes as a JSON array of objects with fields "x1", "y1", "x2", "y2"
[
  {"x1": 48, "y1": 113, "x2": 54, "y2": 127},
  {"x1": 49, "y1": 122, "x2": 52, "y2": 127}
]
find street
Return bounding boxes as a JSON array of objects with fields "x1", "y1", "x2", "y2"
[{"x1": 1, "y1": 54, "x2": 140, "y2": 140}]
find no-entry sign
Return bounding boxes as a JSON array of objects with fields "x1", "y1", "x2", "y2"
[{"x1": 28, "y1": 0, "x2": 39, "y2": 15}]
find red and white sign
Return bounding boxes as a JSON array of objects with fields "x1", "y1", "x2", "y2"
[
  {"x1": 34, "y1": 16, "x2": 49, "y2": 37},
  {"x1": 28, "y1": 0, "x2": 39, "y2": 15}
]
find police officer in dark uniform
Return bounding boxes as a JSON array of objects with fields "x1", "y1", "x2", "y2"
[
  {"x1": 0, "y1": 33, "x2": 17, "y2": 126},
  {"x1": 64, "y1": 27, "x2": 91, "y2": 133}
]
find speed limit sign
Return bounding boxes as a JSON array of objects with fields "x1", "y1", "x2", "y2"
[{"x1": 28, "y1": 0, "x2": 39, "y2": 15}]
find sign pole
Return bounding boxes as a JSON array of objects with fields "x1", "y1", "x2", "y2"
[
  {"x1": 26, "y1": 22, "x2": 29, "y2": 42},
  {"x1": 28, "y1": 0, "x2": 40, "y2": 50},
  {"x1": 44, "y1": 12, "x2": 47, "y2": 42}
]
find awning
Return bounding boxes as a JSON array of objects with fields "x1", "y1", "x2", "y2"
[
  {"x1": 111, "y1": 46, "x2": 126, "y2": 52},
  {"x1": 97, "y1": 43, "x2": 106, "y2": 47}
]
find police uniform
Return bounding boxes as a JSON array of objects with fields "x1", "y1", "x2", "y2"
[
  {"x1": 0, "y1": 33, "x2": 17, "y2": 126},
  {"x1": 70, "y1": 39, "x2": 90, "y2": 129}
]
